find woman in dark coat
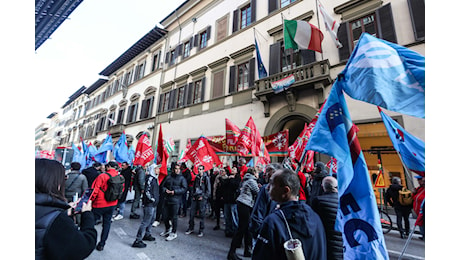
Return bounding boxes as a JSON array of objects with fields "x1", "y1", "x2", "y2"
[{"x1": 35, "y1": 158, "x2": 97, "y2": 260}]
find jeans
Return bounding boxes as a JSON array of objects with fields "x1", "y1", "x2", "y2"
[
  {"x1": 224, "y1": 203, "x2": 238, "y2": 235},
  {"x1": 136, "y1": 206, "x2": 157, "y2": 241},
  {"x1": 118, "y1": 201, "x2": 126, "y2": 216},
  {"x1": 163, "y1": 203, "x2": 180, "y2": 233},
  {"x1": 396, "y1": 206, "x2": 411, "y2": 234},
  {"x1": 92, "y1": 206, "x2": 116, "y2": 246},
  {"x1": 188, "y1": 197, "x2": 206, "y2": 232}
]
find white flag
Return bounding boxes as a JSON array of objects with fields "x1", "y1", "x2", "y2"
[{"x1": 317, "y1": 0, "x2": 342, "y2": 48}]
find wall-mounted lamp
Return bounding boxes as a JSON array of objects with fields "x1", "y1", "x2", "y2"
[
  {"x1": 147, "y1": 124, "x2": 155, "y2": 131},
  {"x1": 192, "y1": 17, "x2": 197, "y2": 23}
]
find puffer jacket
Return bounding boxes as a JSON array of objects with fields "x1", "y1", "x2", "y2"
[
  {"x1": 162, "y1": 173, "x2": 187, "y2": 205},
  {"x1": 236, "y1": 174, "x2": 259, "y2": 208},
  {"x1": 311, "y1": 192, "x2": 343, "y2": 260}
]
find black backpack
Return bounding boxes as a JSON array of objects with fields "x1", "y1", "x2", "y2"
[{"x1": 102, "y1": 172, "x2": 125, "y2": 202}]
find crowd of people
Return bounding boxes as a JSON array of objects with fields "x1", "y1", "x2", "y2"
[{"x1": 35, "y1": 157, "x2": 425, "y2": 260}]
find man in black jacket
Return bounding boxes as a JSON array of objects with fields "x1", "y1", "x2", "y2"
[
  {"x1": 185, "y1": 165, "x2": 211, "y2": 237},
  {"x1": 113, "y1": 162, "x2": 133, "y2": 220},
  {"x1": 160, "y1": 163, "x2": 187, "y2": 241},
  {"x1": 82, "y1": 162, "x2": 102, "y2": 187},
  {"x1": 311, "y1": 176, "x2": 343, "y2": 260},
  {"x1": 308, "y1": 161, "x2": 328, "y2": 205},
  {"x1": 132, "y1": 164, "x2": 161, "y2": 248},
  {"x1": 385, "y1": 177, "x2": 412, "y2": 238}
]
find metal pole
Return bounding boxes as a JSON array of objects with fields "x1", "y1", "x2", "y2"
[
  {"x1": 396, "y1": 150, "x2": 415, "y2": 190},
  {"x1": 398, "y1": 227, "x2": 416, "y2": 260},
  {"x1": 315, "y1": 0, "x2": 324, "y2": 60}
]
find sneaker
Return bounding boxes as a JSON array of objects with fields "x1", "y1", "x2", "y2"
[
  {"x1": 132, "y1": 240, "x2": 147, "y2": 248},
  {"x1": 152, "y1": 221, "x2": 160, "y2": 227},
  {"x1": 130, "y1": 214, "x2": 140, "y2": 219},
  {"x1": 197, "y1": 232, "x2": 204, "y2": 237},
  {"x1": 142, "y1": 234, "x2": 156, "y2": 241},
  {"x1": 166, "y1": 232, "x2": 177, "y2": 241},
  {"x1": 160, "y1": 228, "x2": 172, "y2": 237},
  {"x1": 114, "y1": 214, "x2": 124, "y2": 220},
  {"x1": 185, "y1": 229, "x2": 194, "y2": 235}
]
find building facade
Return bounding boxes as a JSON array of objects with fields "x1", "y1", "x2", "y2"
[{"x1": 35, "y1": 0, "x2": 424, "y2": 191}]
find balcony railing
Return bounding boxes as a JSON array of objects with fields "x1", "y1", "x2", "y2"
[
  {"x1": 254, "y1": 59, "x2": 332, "y2": 117},
  {"x1": 255, "y1": 59, "x2": 331, "y2": 95}
]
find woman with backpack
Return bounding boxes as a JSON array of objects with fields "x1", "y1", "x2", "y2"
[{"x1": 385, "y1": 177, "x2": 412, "y2": 239}]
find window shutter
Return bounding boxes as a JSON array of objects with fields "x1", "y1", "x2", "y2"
[
  {"x1": 193, "y1": 34, "x2": 199, "y2": 47},
  {"x1": 175, "y1": 44, "x2": 183, "y2": 57},
  {"x1": 337, "y1": 22, "x2": 351, "y2": 62},
  {"x1": 140, "y1": 99, "x2": 148, "y2": 119},
  {"x1": 232, "y1": 9, "x2": 239, "y2": 33},
  {"x1": 376, "y1": 3, "x2": 397, "y2": 43},
  {"x1": 269, "y1": 42, "x2": 281, "y2": 75},
  {"x1": 408, "y1": 0, "x2": 425, "y2": 41},
  {"x1": 229, "y1": 66, "x2": 236, "y2": 93},
  {"x1": 249, "y1": 58, "x2": 255, "y2": 87},
  {"x1": 186, "y1": 83, "x2": 194, "y2": 105},
  {"x1": 251, "y1": 0, "x2": 257, "y2": 23},
  {"x1": 206, "y1": 26, "x2": 211, "y2": 41},
  {"x1": 268, "y1": 0, "x2": 277, "y2": 13},
  {"x1": 300, "y1": 49, "x2": 316, "y2": 65},
  {"x1": 158, "y1": 94, "x2": 164, "y2": 113},
  {"x1": 165, "y1": 52, "x2": 170, "y2": 65},
  {"x1": 168, "y1": 90, "x2": 177, "y2": 110},
  {"x1": 200, "y1": 77, "x2": 206, "y2": 102}
]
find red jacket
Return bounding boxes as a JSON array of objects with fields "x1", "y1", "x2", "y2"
[
  {"x1": 240, "y1": 164, "x2": 248, "y2": 179},
  {"x1": 298, "y1": 171, "x2": 307, "y2": 201},
  {"x1": 90, "y1": 168, "x2": 120, "y2": 208}
]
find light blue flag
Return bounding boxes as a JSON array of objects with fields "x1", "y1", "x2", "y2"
[
  {"x1": 339, "y1": 33, "x2": 425, "y2": 118},
  {"x1": 379, "y1": 107, "x2": 425, "y2": 175},
  {"x1": 71, "y1": 143, "x2": 86, "y2": 171},
  {"x1": 114, "y1": 132, "x2": 130, "y2": 163},
  {"x1": 128, "y1": 144, "x2": 136, "y2": 166},
  {"x1": 305, "y1": 83, "x2": 389, "y2": 259},
  {"x1": 94, "y1": 133, "x2": 113, "y2": 164}
]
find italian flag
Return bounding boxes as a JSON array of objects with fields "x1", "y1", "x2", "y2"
[{"x1": 284, "y1": 19, "x2": 324, "y2": 53}]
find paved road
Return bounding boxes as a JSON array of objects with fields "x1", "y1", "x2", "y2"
[{"x1": 86, "y1": 203, "x2": 425, "y2": 260}]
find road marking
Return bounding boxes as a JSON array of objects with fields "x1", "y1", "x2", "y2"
[
  {"x1": 113, "y1": 227, "x2": 128, "y2": 239},
  {"x1": 387, "y1": 249, "x2": 424, "y2": 260},
  {"x1": 137, "y1": 252, "x2": 151, "y2": 260}
]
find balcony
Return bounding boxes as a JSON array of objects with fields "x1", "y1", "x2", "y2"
[{"x1": 254, "y1": 59, "x2": 332, "y2": 117}]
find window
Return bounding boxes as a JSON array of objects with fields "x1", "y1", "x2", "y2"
[
  {"x1": 194, "y1": 26, "x2": 211, "y2": 50},
  {"x1": 151, "y1": 51, "x2": 161, "y2": 71},
  {"x1": 237, "y1": 62, "x2": 250, "y2": 91},
  {"x1": 140, "y1": 96, "x2": 154, "y2": 119},
  {"x1": 126, "y1": 103, "x2": 138, "y2": 123},
  {"x1": 177, "y1": 86, "x2": 186, "y2": 108},
  {"x1": 107, "y1": 112, "x2": 115, "y2": 128},
  {"x1": 96, "y1": 115, "x2": 106, "y2": 132},
  {"x1": 199, "y1": 31, "x2": 208, "y2": 49},
  {"x1": 280, "y1": 0, "x2": 296, "y2": 8},
  {"x1": 193, "y1": 80, "x2": 202, "y2": 104},
  {"x1": 268, "y1": 41, "x2": 315, "y2": 76},
  {"x1": 351, "y1": 14, "x2": 377, "y2": 47},
  {"x1": 123, "y1": 69, "x2": 133, "y2": 87},
  {"x1": 183, "y1": 41, "x2": 191, "y2": 58},
  {"x1": 240, "y1": 4, "x2": 251, "y2": 29},
  {"x1": 134, "y1": 61, "x2": 146, "y2": 82},
  {"x1": 117, "y1": 108, "x2": 125, "y2": 124},
  {"x1": 229, "y1": 59, "x2": 255, "y2": 94},
  {"x1": 336, "y1": 4, "x2": 397, "y2": 61},
  {"x1": 169, "y1": 49, "x2": 176, "y2": 66},
  {"x1": 233, "y1": 1, "x2": 256, "y2": 33},
  {"x1": 281, "y1": 43, "x2": 301, "y2": 71}
]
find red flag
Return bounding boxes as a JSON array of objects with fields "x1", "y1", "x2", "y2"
[
  {"x1": 133, "y1": 133, "x2": 155, "y2": 167},
  {"x1": 178, "y1": 138, "x2": 192, "y2": 163},
  {"x1": 225, "y1": 118, "x2": 241, "y2": 153},
  {"x1": 185, "y1": 136, "x2": 222, "y2": 172},
  {"x1": 263, "y1": 129, "x2": 289, "y2": 156},
  {"x1": 326, "y1": 157, "x2": 338, "y2": 173},
  {"x1": 236, "y1": 117, "x2": 262, "y2": 156},
  {"x1": 156, "y1": 124, "x2": 169, "y2": 184}
]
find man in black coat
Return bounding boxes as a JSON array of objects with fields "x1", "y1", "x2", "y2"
[
  {"x1": 82, "y1": 162, "x2": 102, "y2": 187},
  {"x1": 312, "y1": 176, "x2": 343, "y2": 260},
  {"x1": 308, "y1": 161, "x2": 328, "y2": 205},
  {"x1": 160, "y1": 163, "x2": 187, "y2": 241},
  {"x1": 130, "y1": 165, "x2": 146, "y2": 219},
  {"x1": 252, "y1": 168, "x2": 327, "y2": 260},
  {"x1": 385, "y1": 177, "x2": 412, "y2": 238}
]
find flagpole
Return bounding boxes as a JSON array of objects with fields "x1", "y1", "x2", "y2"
[
  {"x1": 315, "y1": 0, "x2": 324, "y2": 60},
  {"x1": 395, "y1": 150, "x2": 415, "y2": 190},
  {"x1": 280, "y1": 13, "x2": 291, "y2": 73}
]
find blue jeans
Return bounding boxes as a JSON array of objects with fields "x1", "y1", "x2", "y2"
[
  {"x1": 136, "y1": 206, "x2": 157, "y2": 241},
  {"x1": 224, "y1": 203, "x2": 238, "y2": 235},
  {"x1": 92, "y1": 206, "x2": 116, "y2": 246},
  {"x1": 118, "y1": 201, "x2": 126, "y2": 215}
]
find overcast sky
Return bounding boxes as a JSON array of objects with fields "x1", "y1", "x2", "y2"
[{"x1": 32, "y1": 0, "x2": 185, "y2": 127}]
